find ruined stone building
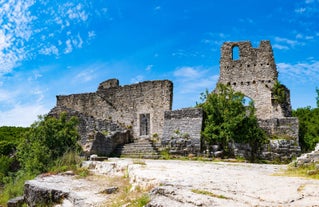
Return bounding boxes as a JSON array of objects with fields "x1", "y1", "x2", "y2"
[
  {"x1": 219, "y1": 40, "x2": 292, "y2": 119},
  {"x1": 50, "y1": 40, "x2": 300, "y2": 160},
  {"x1": 217, "y1": 41, "x2": 300, "y2": 159},
  {"x1": 55, "y1": 79, "x2": 173, "y2": 139}
]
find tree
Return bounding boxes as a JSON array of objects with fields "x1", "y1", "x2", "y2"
[
  {"x1": 198, "y1": 84, "x2": 266, "y2": 160},
  {"x1": 293, "y1": 106, "x2": 319, "y2": 152},
  {"x1": 17, "y1": 113, "x2": 81, "y2": 174}
]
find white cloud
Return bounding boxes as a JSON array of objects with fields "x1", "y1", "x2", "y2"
[
  {"x1": 174, "y1": 66, "x2": 207, "y2": 79},
  {"x1": 277, "y1": 60, "x2": 319, "y2": 83},
  {"x1": 39, "y1": 45, "x2": 59, "y2": 56},
  {"x1": 272, "y1": 44, "x2": 289, "y2": 50},
  {"x1": 88, "y1": 31, "x2": 96, "y2": 38},
  {"x1": 145, "y1": 65, "x2": 153, "y2": 71},
  {"x1": 131, "y1": 75, "x2": 144, "y2": 83},
  {"x1": 273, "y1": 37, "x2": 305, "y2": 50},
  {"x1": 295, "y1": 7, "x2": 306, "y2": 14},
  {"x1": 73, "y1": 69, "x2": 96, "y2": 83},
  {"x1": 0, "y1": 104, "x2": 49, "y2": 127},
  {"x1": 0, "y1": 0, "x2": 35, "y2": 74},
  {"x1": 172, "y1": 65, "x2": 219, "y2": 109},
  {"x1": 64, "y1": 39, "x2": 73, "y2": 54},
  {"x1": 67, "y1": 3, "x2": 88, "y2": 22},
  {"x1": 173, "y1": 66, "x2": 218, "y2": 94}
]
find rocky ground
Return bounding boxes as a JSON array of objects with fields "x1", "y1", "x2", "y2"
[{"x1": 21, "y1": 158, "x2": 319, "y2": 207}]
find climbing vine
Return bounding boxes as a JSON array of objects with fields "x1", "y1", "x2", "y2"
[{"x1": 272, "y1": 81, "x2": 287, "y2": 104}]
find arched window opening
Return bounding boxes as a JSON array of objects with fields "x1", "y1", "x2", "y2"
[
  {"x1": 243, "y1": 96, "x2": 254, "y2": 107},
  {"x1": 232, "y1": 46, "x2": 240, "y2": 60}
]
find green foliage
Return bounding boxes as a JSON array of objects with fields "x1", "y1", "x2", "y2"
[
  {"x1": 0, "y1": 155, "x2": 13, "y2": 183},
  {"x1": 17, "y1": 112, "x2": 81, "y2": 175},
  {"x1": 0, "y1": 126, "x2": 29, "y2": 156},
  {"x1": 293, "y1": 106, "x2": 319, "y2": 152},
  {"x1": 0, "y1": 126, "x2": 29, "y2": 143},
  {"x1": 50, "y1": 150, "x2": 83, "y2": 174},
  {"x1": 0, "y1": 171, "x2": 34, "y2": 205},
  {"x1": 198, "y1": 84, "x2": 267, "y2": 160},
  {"x1": 271, "y1": 80, "x2": 287, "y2": 104},
  {"x1": 159, "y1": 149, "x2": 171, "y2": 160},
  {"x1": 0, "y1": 113, "x2": 83, "y2": 205},
  {"x1": 128, "y1": 194, "x2": 150, "y2": 207},
  {"x1": 0, "y1": 141, "x2": 15, "y2": 156}
]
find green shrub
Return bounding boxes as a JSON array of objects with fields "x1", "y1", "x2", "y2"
[
  {"x1": 17, "y1": 113, "x2": 81, "y2": 175},
  {"x1": 198, "y1": 84, "x2": 267, "y2": 161}
]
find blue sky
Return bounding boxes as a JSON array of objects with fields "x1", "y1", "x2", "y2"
[{"x1": 0, "y1": 0, "x2": 319, "y2": 126}]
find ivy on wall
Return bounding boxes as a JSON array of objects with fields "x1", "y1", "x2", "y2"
[{"x1": 272, "y1": 81, "x2": 287, "y2": 104}]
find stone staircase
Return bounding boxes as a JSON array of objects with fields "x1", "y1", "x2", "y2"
[{"x1": 112, "y1": 139, "x2": 160, "y2": 159}]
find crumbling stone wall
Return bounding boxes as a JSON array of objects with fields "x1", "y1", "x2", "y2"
[
  {"x1": 216, "y1": 41, "x2": 300, "y2": 160},
  {"x1": 219, "y1": 41, "x2": 292, "y2": 119},
  {"x1": 49, "y1": 106, "x2": 131, "y2": 156},
  {"x1": 161, "y1": 108, "x2": 203, "y2": 155},
  {"x1": 55, "y1": 79, "x2": 173, "y2": 139}
]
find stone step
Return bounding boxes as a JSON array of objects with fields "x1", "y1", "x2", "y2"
[{"x1": 112, "y1": 139, "x2": 160, "y2": 159}]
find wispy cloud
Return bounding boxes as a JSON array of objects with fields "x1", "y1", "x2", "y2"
[
  {"x1": 173, "y1": 66, "x2": 218, "y2": 94},
  {"x1": 39, "y1": 45, "x2": 59, "y2": 56},
  {"x1": 130, "y1": 75, "x2": 144, "y2": 83},
  {"x1": 273, "y1": 36, "x2": 304, "y2": 50},
  {"x1": 0, "y1": 0, "x2": 35, "y2": 74},
  {"x1": 295, "y1": 7, "x2": 306, "y2": 14},
  {"x1": 277, "y1": 60, "x2": 319, "y2": 83},
  {"x1": 145, "y1": 64, "x2": 153, "y2": 71},
  {"x1": 172, "y1": 66, "x2": 219, "y2": 108},
  {"x1": 0, "y1": 104, "x2": 49, "y2": 126},
  {"x1": 0, "y1": 0, "x2": 103, "y2": 77}
]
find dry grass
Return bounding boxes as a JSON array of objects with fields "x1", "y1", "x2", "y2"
[
  {"x1": 279, "y1": 163, "x2": 319, "y2": 180},
  {"x1": 101, "y1": 174, "x2": 152, "y2": 207}
]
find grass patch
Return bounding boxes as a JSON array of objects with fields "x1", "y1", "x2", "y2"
[
  {"x1": 191, "y1": 189, "x2": 229, "y2": 199},
  {"x1": 159, "y1": 149, "x2": 171, "y2": 160},
  {"x1": 280, "y1": 163, "x2": 319, "y2": 180},
  {"x1": 103, "y1": 175, "x2": 152, "y2": 207}
]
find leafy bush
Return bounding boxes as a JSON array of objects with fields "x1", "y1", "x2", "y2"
[
  {"x1": 293, "y1": 107, "x2": 319, "y2": 152},
  {"x1": 0, "y1": 113, "x2": 82, "y2": 205},
  {"x1": 198, "y1": 84, "x2": 267, "y2": 161},
  {"x1": 17, "y1": 113, "x2": 81, "y2": 175}
]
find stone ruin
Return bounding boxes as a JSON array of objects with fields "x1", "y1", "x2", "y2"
[
  {"x1": 49, "y1": 40, "x2": 300, "y2": 161},
  {"x1": 217, "y1": 41, "x2": 300, "y2": 160}
]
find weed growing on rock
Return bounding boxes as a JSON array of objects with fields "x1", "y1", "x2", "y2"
[{"x1": 191, "y1": 189, "x2": 229, "y2": 200}]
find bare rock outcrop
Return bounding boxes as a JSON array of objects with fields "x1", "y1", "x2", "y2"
[{"x1": 295, "y1": 143, "x2": 319, "y2": 167}]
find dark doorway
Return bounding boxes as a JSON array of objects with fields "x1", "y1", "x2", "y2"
[{"x1": 140, "y1": 114, "x2": 150, "y2": 136}]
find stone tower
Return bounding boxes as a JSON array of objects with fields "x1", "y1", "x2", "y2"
[{"x1": 218, "y1": 40, "x2": 292, "y2": 119}]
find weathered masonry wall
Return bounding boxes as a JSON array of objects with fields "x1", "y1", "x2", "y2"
[
  {"x1": 216, "y1": 41, "x2": 300, "y2": 160},
  {"x1": 162, "y1": 108, "x2": 203, "y2": 155},
  {"x1": 56, "y1": 79, "x2": 173, "y2": 139},
  {"x1": 218, "y1": 41, "x2": 292, "y2": 119}
]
